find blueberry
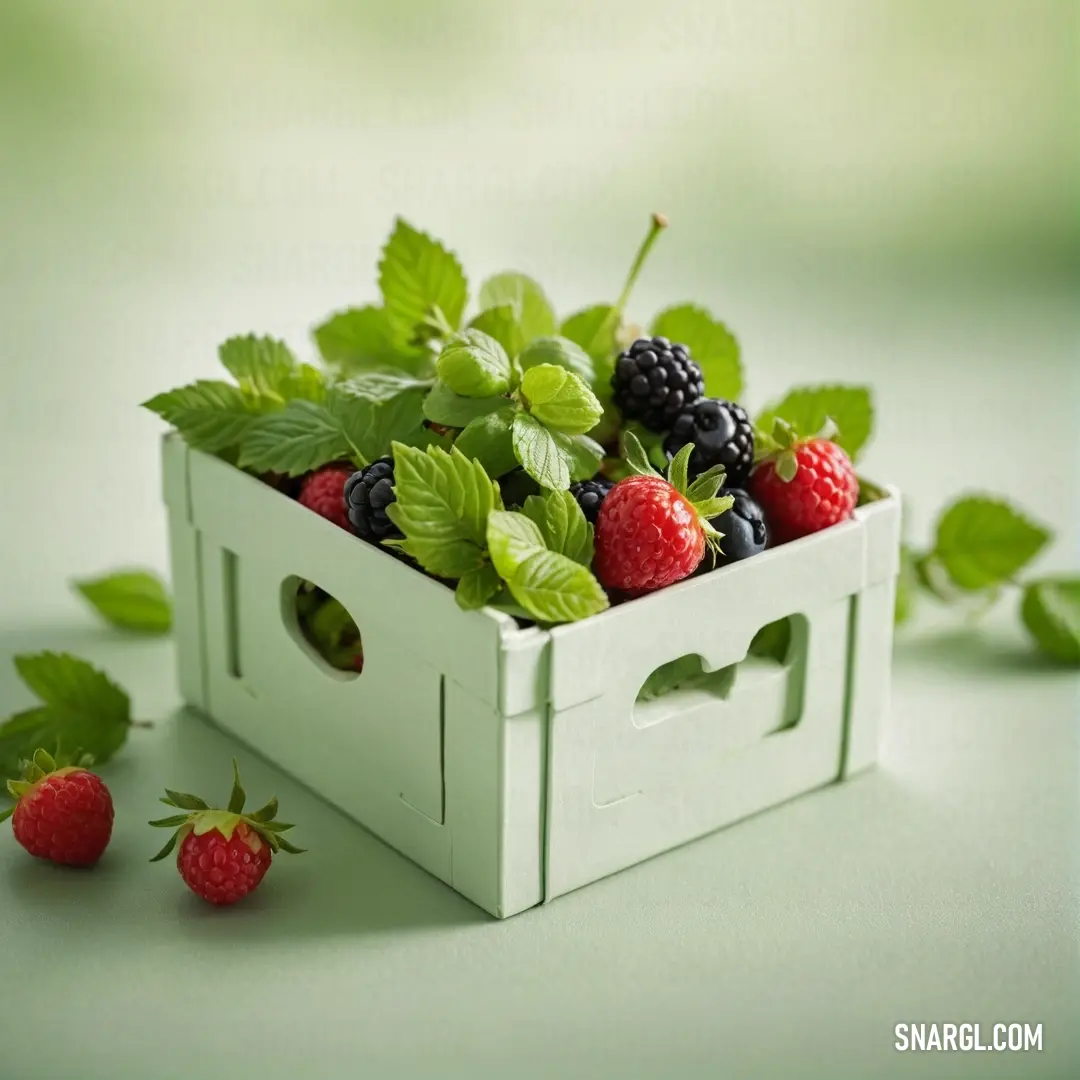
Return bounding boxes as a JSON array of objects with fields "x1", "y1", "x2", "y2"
[{"x1": 706, "y1": 489, "x2": 768, "y2": 567}]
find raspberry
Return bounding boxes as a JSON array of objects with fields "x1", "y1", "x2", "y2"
[
  {"x1": 3, "y1": 752, "x2": 114, "y2": 867},
  {"x1": 750, "y1": 438, "x2": 858, "y2": 542},
  {"x1": 594, "y1": 475, "x2": 706, "y2": 592},
  {"x1": 177, "y1": 822, "x2": 272, "y2": 906},
  {"x1": 150, "y1": 758, "x2": 303, "y2": 907},
  {"x1": 569, "y1": 477, "x2": 613, "y2": 525},
  {"x1": 298, "y1": 464, "x2": 353, "y2": 530},
  {"x1": 345, "y1": 457, "x2": 403, "y2": 543},
  {"x1": 704, "y1": 489, "x2": 768, "y2": 568},
  {"x1": 611, "y1": 336, "x2": 705, "y2": 432},
  {"x1": 664, "y1": 398, "x2": 755, "y2": 487}
]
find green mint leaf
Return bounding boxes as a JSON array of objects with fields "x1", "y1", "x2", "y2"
[
  {"x1": 478, "y1": 273, "x2": 556, "y2": 344},
  {"x1": 895, "y1": 544, "x2": 918, "y2": 625},
  {"x1": 238, "y1": 400, "x2": 351, "y2": 476},
  {"x1": 486, "y1": 510, "x2": 547, "y2": 580},
  {"x1": 521, "y1": 490, "x2": 593, "y2": 566},
  {"x1": 455, "y1": 564, "x2": 502, "y2": 611},
  {"x1": 747, "y1": 618, "x2": 792, "y2": 663},
  {"x1": 142, "y1": 380, "x2": 269, "y2": 453},
  {"x1": 566, "y1": 433, "x2": 605, "y2": 483},
  {"x1": 7, "y1": 652, "x2": 132, "y2": 768},
  {"x1": 511, "y1": 412, "x2": 574, "y2": 491},
  {"x1": 218, "y1": 335, "x2": 297, "y2": 395},
  {"x1": 1020, "y1": 577, "x2": 1080, "y2": 666},
  {"x1": 469, "y1": 305, "x2": 525, "y2": 360},
  {"x1": 666, "y1": 443, "x2": 693, "y2": 496},
  {"x1": 519, "y1": 336, "x2": 595, "y2": 383},
  {"x1": 332, "y1": 383, "x2": 431, "y2": 465},
  {"x1": 436, "y1": 330, "x2": 512, "y2": 397},
  {"x1": 650, "y1": 304, "x2": 742, "y2": 401},
  {"x1": 453, "y1": 406, "x2": 519, "y2": 478},
  {"x1": 335, "y1": 371, "x2": 432, "y2": 404},
  {"x1": 756, "y1": 385, "x2": 874, "y2": 461},
  {"x1": 276, "y1": 363, "x2": 328, "y2": 404},
  {"x1": 72, "y1": 569, "x2": 172, "y2": 635},
  {"x1": 619, "y1": 429, "x2": 658, "y2": 478},
  {"x1": 378, "y1": 218, "x2": 468, "y2": 344},
  {"x1": 386, "y1": 442, "x2": 496, "y2": 578},
  {"x1": 560, "y1": 304, "x2": 618, "y2": 364},
  {"x1": 313, "y1": 306, "x2": 430, "y2": 376},
  {"x1": 932, "y1": 495, "x2": 1051, "y2": 591},
  {"x1": 305, "y1": 597, "x2": 358, "y2": 651},
  {"x1": 423, "y1": 380, "x2": 508, "y2": 429},
  {"x1": 505, "y1": 549, "x2": 609, "y2": 624},
  {"x1": 521, "y1": 364, "x2": 603, "y2": 435}
]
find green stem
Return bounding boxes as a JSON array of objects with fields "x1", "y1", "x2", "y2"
[
  {"x1": 130, "y1": 719, "x2": 154, "y2": 729},
  {"x1": 588, "y1": 212, "x2": 669, "y2": 355}
]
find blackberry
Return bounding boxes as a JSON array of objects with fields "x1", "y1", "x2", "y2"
[
  {"x1": 664, "y1": 397, "x2": 754, "y2": 487},
  {"x1": 344, "y1": 457, "x2": 402, "y2": 543},
  {"x1": 706, "y1": 489, "x2": 768, "y2": 567},
  {"x1": 569, "y1": 477, "x2": 613, "y2": 525},
  {"x1": 611, "y1": 336, "x2": 705, "y2": 432}
]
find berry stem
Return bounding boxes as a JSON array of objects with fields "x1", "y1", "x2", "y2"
[
  {"x1": 130, "y1": 719, "x2": 154, "y2": 729},
  {"x1": 588, "y1": 212, "x2": 669, "y2": 355}
]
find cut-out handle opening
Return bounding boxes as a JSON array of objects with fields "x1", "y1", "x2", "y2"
[
  {"x1": 633, "y1": 614, "x2": 809, "y2": 730},
  {"x1": 280, "y1": 576, "x2": 364, "y2": 681}
]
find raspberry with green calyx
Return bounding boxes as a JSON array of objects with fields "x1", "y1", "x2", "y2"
[
  {"x1": 149, "y1": 758, "x2": 304, "y2": 906},
  {"x1": 2, "y1": 747, "x2": 114, "y2": 866},
  {"x1": 750, "y1": 417, "x2": 858, "y2": 541},
  {"x1": 594, "y1": 431, "x2": 735, "y2": 593}
]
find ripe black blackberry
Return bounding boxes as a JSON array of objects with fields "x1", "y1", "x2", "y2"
[
  {"x1": 663, "y1": 397, "x2": 754, "y2": 487},
  {"x1": 569, "y1": 477, "x2": 613, "y2": 525},
  {"x1": 611, "y1": 336, "x2": 705, "y2": 432},
  {"x1": 344, "y1": 457, "x2": 403, "y2": 543}
]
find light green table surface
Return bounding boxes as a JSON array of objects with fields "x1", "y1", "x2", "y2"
[{"x1": 1, "y1": 276, "x2": 1077, "y2": 1080}]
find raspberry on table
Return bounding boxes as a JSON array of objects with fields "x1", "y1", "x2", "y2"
[
  {"x1": 664, "y1": 398, "x2": 755, "y2": 487},
  {"x1": 611, "y1": 336, "x2": 705, "y2": 432},
  {"x1": 298, "y1": 464, "x2": 354, "y2": 530},
  {"x1": 150, "y1": 758, "x2": 304, "y2": 907},
  {"x1": 3, "y1": 752, "x2": 114, "y2": 867},
  {"x1": 750, "y1": 438, "x2": 858, "y2": 542},
  {"x1": 345, "y1": 457, "x2": 404, "y2": 543}
]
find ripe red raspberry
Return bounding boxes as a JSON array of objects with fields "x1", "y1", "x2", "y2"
[
  {"x1": 594, "y1": 475, "x2": 706, "y2": 593},
  {"x1": 150, "y1": 758, "x2": 304, "y2": 907},
  {"x1": 750, "y1": 437, "x2": 858, "y2": 542},
  {"x1": 298, "y1": 464, "x2": 353, "y2": 530},
  {"x1": 2, "y1": 751, "x2": 114, "y2": 866},
  {"x1": 177, "y1": 821, "x2": 272, "y2": 906}
]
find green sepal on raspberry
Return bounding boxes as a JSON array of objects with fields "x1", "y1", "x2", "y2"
[
  {"x1": 1, "y1": 746, "x2": 96, "y2": 823},
  {"x1": 149, "y1": 758, "x2": 305, "y2": 862},
  {"x1": 752, "y1": 416, "x2": 840, "y2": 482},
  {"x1": 619, "y1": 429, "x2": 735, "y2": 551}
]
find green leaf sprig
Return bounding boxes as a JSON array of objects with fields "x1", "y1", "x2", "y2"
[
  {"x1": 0, "y1": 653, "x2": 148, "y2": 782},
  {"x1": 896, "y1": 494, "x2": 1077, "y2": 665}
]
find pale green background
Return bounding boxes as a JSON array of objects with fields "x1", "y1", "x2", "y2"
[{"x1": 0, "y1": 2, "x2": 1077, "y2": 1078}]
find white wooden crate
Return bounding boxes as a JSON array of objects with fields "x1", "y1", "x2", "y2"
[{"x1": 163, "y1": 433, "x2": 900, "y2": 918}]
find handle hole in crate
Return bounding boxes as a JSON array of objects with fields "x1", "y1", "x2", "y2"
[
  {"x1": 633, "y1": 615, "x2": 809, "y2": 730},
  {"x1": 280, "y1": 576, "x2": 364, "y2": 681}
]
